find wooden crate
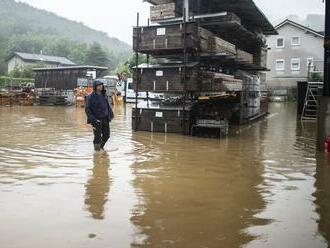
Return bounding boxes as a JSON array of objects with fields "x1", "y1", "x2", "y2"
[
  {"x1": 133, "y1": 23, "x2": 199, "y2": 52},
  {"x1": 133, "y1": 23, "x2": 236, "y2": 55},
  {"x1": 132, "y1": 107, "x2": 191, "y2": 134},
  {"x1": 133, "y1": 64, "x2": 199, "y2": 92},
  {"x1": 150, "y1": 3, "x2": 181, "y2": 21}
]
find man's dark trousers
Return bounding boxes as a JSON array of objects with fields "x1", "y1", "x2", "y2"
[{"x1": 92, "y1": 118, "x2": 110, "y2": 149}]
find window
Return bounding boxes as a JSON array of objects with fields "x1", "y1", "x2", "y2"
[
  {"x1": 276, "y1": 37, "x2": 285, "y2": 48},
  {"x1": 291, "y1": 37, "x2": 301, "y2": 46},
  {"x1": 276, "y1": 59, "x2": 285, "y2": 71},
  {"x1": 291, "y1": 58, "x2": 301, "y2": 71}
]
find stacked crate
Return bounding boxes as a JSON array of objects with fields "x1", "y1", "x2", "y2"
[
  {"x1": 133, "y1": 0, "x2": 273, "y2": 135},
  {"x1": 150, "y1": 3, "x2": 182, "y2": 21},
  {"x1": 132, "y1": 104, "x2": 191, "y2": 134}
]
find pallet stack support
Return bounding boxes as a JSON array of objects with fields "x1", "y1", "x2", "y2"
[{"x1": 132, "y1": 0, "x2": 277, "y2": 137}]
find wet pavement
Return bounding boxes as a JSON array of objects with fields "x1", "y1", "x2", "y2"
[{"x1": 0, "y1": 103, "x2": 329, "y2": 248}]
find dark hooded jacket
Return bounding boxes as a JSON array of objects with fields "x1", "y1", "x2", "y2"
[{"x1": 85, "y1": 81, "x2": 114, "y2": 124}]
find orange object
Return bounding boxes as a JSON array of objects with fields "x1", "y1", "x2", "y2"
[{"x1": 74, "y1": 87, "x2": 93, "y2": 107}]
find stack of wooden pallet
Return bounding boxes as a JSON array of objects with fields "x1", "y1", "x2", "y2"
[
  {"x1": 0, "y1": 92, "x2": 14, "y2": 106},
  {"x1": 200, "y1": 72, "x2": 243, "y2": 92},
  {"x1": 150, "y1": 3, "x2": 181, "y2": 21},
  {"x1": 39, "y1": 95, "x2": 67, "y2": 106},
  {"x1": 133, "y1": 64, "x2": 200, "y2": 92},
  {"x1": 199, "y1": 27, "x2": 236, "y2": 55},
  {"x1": 236, "y1": 49, "x2": 254, "y2": 63},
  {"x1": 253, "y1": 47, "x2": 268, "y2": 68},
  {"x1": 18, "y1": 92, "x2": 34, "y2": 106}
]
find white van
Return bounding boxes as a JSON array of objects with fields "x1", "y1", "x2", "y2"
[{"x1": 125, "y1": 78, "x2": 164, "y2": 103}]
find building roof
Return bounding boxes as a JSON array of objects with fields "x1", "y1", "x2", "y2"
[
  {"x1": 9, "y1": 52, "x2": 76, "y2": 65},
  {"x1": 32, "y1": 65, "x2": 108, "y2": 72},
  {"x1": 275, "y1": 19, "x2": 325, "y2": 38}
]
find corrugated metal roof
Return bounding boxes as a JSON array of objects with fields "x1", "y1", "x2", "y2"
[
  {"x1": 32, "y1": 65, "x2": 108, "y2": 71},
  {"x1": 12, "y1": 52, "x2": 75, "y2": 65}
]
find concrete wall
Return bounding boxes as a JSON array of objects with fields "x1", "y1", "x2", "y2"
[
  {"x1": 266, "y1": 23, "x2": 324, "y2": 92},
  {"x1": 7, "y1": 57, "x2": 36, "y2": 74}
]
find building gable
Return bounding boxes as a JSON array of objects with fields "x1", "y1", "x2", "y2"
[{"x1": 275, "y1": 20, "x2": 324, "y2": 39}]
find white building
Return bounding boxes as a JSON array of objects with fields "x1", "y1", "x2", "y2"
[
  {"x1": 7, "y1": 52, "x2": 75, "y2": 74},
  {"x1": 266, "y1": 19, "x2": 324, "y2": 98}
]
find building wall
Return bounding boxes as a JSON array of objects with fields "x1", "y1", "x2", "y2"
[
  {"x1": 266, "y1": 23, "x2": 324, "y2": 92},
  {"x1": 7, "y1": 57, "x2": 35, "y2": 74},
  {"x1": 7, "y1": 56, "x2": 62, "y2": 74}
]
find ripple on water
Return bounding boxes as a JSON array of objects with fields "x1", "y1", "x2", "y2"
[{"x1": 0, "y1": 141, "x2": 93, "y2": 186}]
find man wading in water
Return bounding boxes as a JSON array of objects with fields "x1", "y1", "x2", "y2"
[{"x1": 85, "y1": 80, "x2": 114, "y2": 152}]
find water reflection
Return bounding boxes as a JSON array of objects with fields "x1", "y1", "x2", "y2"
[
  {"x1": 130, "y1": 119, "x2": 268, "y2": 247},
  {"x1": 85, "y1": 152, "x2": 111, "y2": 220},
  {"x1": 1, "y1": 104, "x2": 330, "y2": 248},
  {"x1": 246, "y1": 103, "x2": 327, "y2": 248}
]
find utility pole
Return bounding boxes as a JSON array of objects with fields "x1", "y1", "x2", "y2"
[
  {"x1": 324, "y1": 0, "x2": 330, "y2": 96},
  {"x1": 317, "y1": 0, "x2": 330, "y2": 150}
]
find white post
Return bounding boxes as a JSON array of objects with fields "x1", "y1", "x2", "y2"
[{"x1": 183, "y1": 0, "x2": 189, "y2": 21}]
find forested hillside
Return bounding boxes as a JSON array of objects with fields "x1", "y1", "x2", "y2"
[{"x1": 0, "y1": 0, "x2": 132, "y2": 74}]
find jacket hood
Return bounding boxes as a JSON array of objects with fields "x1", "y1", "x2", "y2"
[
  {"x1": 93, "y1": 80, "x2": 104, "y2": 91},
  {"x1": 93, "y1": 80, "x2": 107, "y2": 95}
]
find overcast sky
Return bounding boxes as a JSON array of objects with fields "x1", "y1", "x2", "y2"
[{"x1": 18, "y1": 0, "x2": 325, "y2": 44}]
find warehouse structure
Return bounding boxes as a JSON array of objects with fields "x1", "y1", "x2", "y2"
[
  {"x1": 33, "y1": 65, "x2": 108, "y2": 105},
  {"x1": 132, "y1": 0, "x2": 277, "y2": 137}
]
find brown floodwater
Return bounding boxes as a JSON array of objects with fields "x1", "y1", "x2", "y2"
[{"x1": 0, "y1": 103, "x2": 329, "y2": 248}]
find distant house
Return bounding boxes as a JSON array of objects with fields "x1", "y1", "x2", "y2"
[
  {"x1": 266, "y1": 19, "x2": 324, "y2": 98},
  {"x1": 7, "y1": 52, "x2": 75, "y2": 74}
]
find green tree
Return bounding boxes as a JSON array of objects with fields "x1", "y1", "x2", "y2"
[
  {"x1": 114, "y1": 62, "x2": 131, "y2": 78},
  {"x1": 84, "y1": 42, "x2": 109, "y2": 67},
  {"x1": 0, "y1": 0, "x2": 132, "y2": 75}
]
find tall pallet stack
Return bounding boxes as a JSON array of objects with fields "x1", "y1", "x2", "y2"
[{"x1": 132, "y1": 0, "x2": 277, "y2": 136}]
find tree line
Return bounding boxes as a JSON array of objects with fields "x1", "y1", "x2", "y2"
[
  {"x1": 2, "y1": 35, "x2": 114, "y2": 78},
  {"x1": 0, "y1": 0, "x2": 132, "y2": 77}
]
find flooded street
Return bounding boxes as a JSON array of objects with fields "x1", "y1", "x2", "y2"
[{"x1": 0, "y1": 103, "x2": 330, "y2": 248}]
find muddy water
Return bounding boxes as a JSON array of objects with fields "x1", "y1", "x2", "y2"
[{"x1": 0, "y1": 103, "x2": 329, "y2": 248}]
